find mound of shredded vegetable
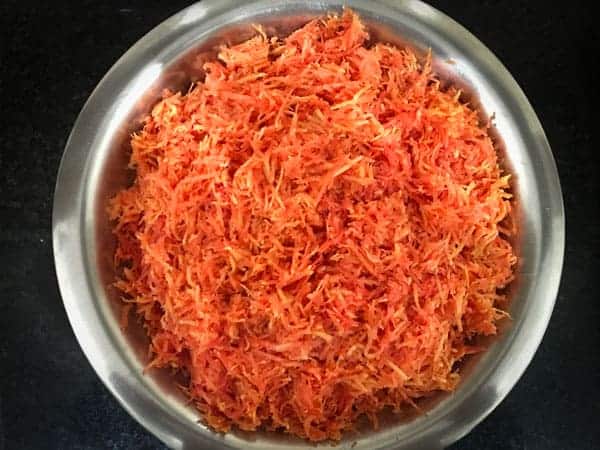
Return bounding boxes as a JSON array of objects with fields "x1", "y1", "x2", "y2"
[{"x1": 109, "y1": 10, "x2": 516, "y2": 442}]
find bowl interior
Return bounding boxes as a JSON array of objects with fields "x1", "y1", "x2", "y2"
[{"x1": 54, "y1": 1, "x2": 563, "y2": 449}]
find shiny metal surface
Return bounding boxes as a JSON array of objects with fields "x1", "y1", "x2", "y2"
[{"x1": 52, "y1": 1, "x2": 565, "y2": 449}]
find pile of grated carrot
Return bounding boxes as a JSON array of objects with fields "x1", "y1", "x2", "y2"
[{"x1": 109, "y1": 10, "x2": 516, "y2": 442}]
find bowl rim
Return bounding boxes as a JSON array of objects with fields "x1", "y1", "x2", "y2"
[{"x1": 53, "y1": 1, "x2": 565, "y2": 449}]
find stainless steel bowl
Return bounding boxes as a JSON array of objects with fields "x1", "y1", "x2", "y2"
[{"x1": 53, "y1": 1, "x2": 565, "y2": 448}]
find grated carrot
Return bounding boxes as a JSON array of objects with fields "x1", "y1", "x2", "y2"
[{"x1": 109, "y1": 10, "x2": 516, "y2": 442}]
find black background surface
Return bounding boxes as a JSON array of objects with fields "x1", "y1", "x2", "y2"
[{"x1": 1, "y1": 1, "x2": 598, "y2": 449}]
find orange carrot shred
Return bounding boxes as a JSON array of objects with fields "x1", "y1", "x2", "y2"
[{"x1": 109, "y1": 10, "x2": 516, "y2": 442}]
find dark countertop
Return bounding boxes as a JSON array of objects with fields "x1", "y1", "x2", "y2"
[{"x1": 1, "y1": 1, "x2": 598, "y2": 449}]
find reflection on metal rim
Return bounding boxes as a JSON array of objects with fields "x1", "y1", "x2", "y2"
[{"x1": 53, "y1": 1, "x2": 565, "y2": 449}]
